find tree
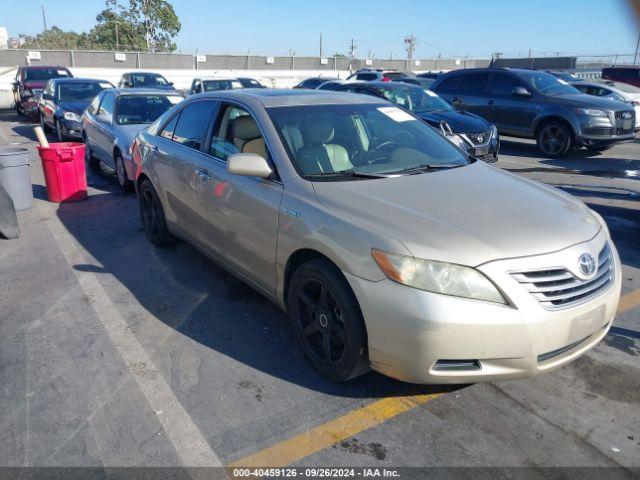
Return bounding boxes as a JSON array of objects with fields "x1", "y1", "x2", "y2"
[
  {"x1": 92, "y1": 0, "x2": 181, "y2": 52},
  {"x1": 20, "y1": 26, "x2": 95, "y2": 49}
]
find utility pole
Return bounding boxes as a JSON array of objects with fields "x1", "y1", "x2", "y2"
[
  {"x1": 115, "y1": 22, "x2": 119, "y2": 51},
  {"x1": 349, "y1": 38, "x2": 357, "y2": 59},
  {"x1": 40, "y1": 5, "x2": 48, "y2": 33},
  {"x1": 634, "y1": 33, "x2": 640, "y2": 65},
  {"x1": 319, "y1": 33, "x2": 324, "y2": 58},
  {"x1": 404, "y1": 34, "x2": 417, "y2": 68}
]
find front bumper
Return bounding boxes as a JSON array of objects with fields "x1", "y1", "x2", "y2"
[
  {"x1": 577, "y1": 111, "x2": 636, "y2": 145},
  {"x1": 347, "y1": 231, "x2": 621, "y2": 384},
  {"x1": 60, "y1": 119, "x2": 83, "y2": 139},
  {"x1": 459, "y1": 133, "x2": 499, "y2": 163}
]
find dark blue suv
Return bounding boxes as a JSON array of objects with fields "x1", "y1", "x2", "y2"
[{"x1": 431, "y1": 68, "x2": 635, "y2": 157}]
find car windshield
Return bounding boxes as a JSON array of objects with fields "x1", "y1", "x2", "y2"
[
  {"x1": 116, "y1": 94, "x2": 183, "y2": 125},
  {"x1": 379, "y1": 86, "x2": 453, "y2": 114},
  {"x1": 519, "y1": 71, "x2": 580, "y2": 96},
  {"x1": 268, "y1": 103, "x2": 470, "y2": 180},
  {"x1": 24, "y1": 68, "x2": 70, "y2": 81},
  {"x1": 132, "y1": 73, "x2": 170, "y2": 87},
  {"x1": 203, "y1": 80, "x2": 242, "y2": 91},
  {"x1": 57, "y1": 82, "x2": 109, "y2": 102}
]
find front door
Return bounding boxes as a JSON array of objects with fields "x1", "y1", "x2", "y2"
[{"x1": 194, "y1": 103, "x2": 283, "y2": 294}]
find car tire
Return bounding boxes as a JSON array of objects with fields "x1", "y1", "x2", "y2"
[
  {"x1": 536, "y1": 121, "x2": 573, "y2": 158},
  {"x1": 138, "y1": 179, "x2": 176, "y2": 247},
  {"x1": 287, "y1": 258, "x2": 370, "y2": 382},
  {"x1": 83, "y1": 134, "x2": 101, "y2": 168},
  {"x1": 55, "y1": 119, "x2": 64, "y2": 142},
  {"x1": 115, "y1": 152, "x2": 133, "y2": 192}
]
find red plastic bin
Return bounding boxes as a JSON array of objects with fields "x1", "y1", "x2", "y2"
[{"x1": 37, "y1": 142, "x2": 87, "y2": 203}]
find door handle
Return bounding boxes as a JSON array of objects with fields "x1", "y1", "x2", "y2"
[{"x1": 196, "y1": 169, "x2": 211, "y2": 182}]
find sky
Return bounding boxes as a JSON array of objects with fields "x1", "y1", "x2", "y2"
[{"x1": 2, "y1": 0, "x2": 639, "y2": 59}]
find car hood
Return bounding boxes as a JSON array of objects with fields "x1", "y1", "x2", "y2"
[
  {"x1": 312, "y1": 161, "x2": 600, "y2": 266},
  {"x1": 417, "y1": 109, "x2": 491, "y2": 133},
  {"x1": 551, "y1": 93, "x2": 631, "y2": 110},
  {"x1": 60, "y1": 101, "x2": 91, "y2": 115}
]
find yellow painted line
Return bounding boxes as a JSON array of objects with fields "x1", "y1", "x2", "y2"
[
  {"x1": 617, "y1": 288, "x2": 640, "y2": 314},
  {"x1": 228, "y1": 391, "x2": 442, "y2": 467}
]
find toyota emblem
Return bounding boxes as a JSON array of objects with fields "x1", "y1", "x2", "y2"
[{"x1": 578, "y1": 253, "x2": 597, "y2": 277}]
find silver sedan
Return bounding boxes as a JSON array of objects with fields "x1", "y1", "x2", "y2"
[
  {"x1": 82, "y1": 88, "x2": 184, "y2": 190},
  {"x1": 132, "y1": 90, "x2": 621, "y2": 384}
]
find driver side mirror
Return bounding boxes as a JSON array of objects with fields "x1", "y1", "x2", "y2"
[
  {"x1": 512, "y1": 86, "x2": 532, "y2": 98},
  {"x1": 227, "y1": 153, "x2": 272, "y2": 178}
]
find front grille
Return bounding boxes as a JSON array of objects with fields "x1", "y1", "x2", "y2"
[
  {"x1": 616, "y1": 126, "x2": 634, "y2": 135},
  {"x1": 614, "y1": 111, "x2": 634, "y2": 120},
  {"x1": 537, "y1": 336, "x2": 590, "y2": 363},
  {"x1": 614, "y1": 110, "x2": 635, "y2": 135},
  {"x1": 462, "y1": 131, "x2": 491, "y2": 146},
  {"x1": 584, "y1": 127, "x2": 613, "y2": 136},
  {"x1": 511, "y1": 243, "x2": 614, "y2": 310}
]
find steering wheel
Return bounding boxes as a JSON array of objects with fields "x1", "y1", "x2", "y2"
[{"x1": 365, "y1": 141, "x2": 398, "y2": 165}]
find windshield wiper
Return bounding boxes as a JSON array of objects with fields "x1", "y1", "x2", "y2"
[
  {"x1": 391, "y1": 163, "x2": 465, "y2": 175},
  {"x1": 304, "y1": 170, "x2": 392, "y2": 179}
]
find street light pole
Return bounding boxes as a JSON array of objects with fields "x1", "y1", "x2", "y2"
[
  {"x1": 634, "y1": 32, "x2": 640, "y2": 65},
  {"x1": 40, "y1": 5, "x2": 48, "y2": 33}
]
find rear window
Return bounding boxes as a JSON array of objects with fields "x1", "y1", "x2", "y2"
[
  {"x1": 383, "y1": 72, "x2": 404, "y2": 80},
  {"x1": 356, "y1": 73, "x2": 378, "y2": 81},
  {"x1": 24, "y1": 68, "x2": 70, "y2": 82},
  {"x1": 459, "y1": 73, "x2": 489, "y2": 92}
]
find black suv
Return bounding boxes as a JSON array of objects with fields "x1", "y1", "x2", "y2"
[{"x1": 431, "y1": 68, "x2": 635, "y2": 157}]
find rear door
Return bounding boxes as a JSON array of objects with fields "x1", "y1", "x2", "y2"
[
  {"x1": 193, "y1": 102, "x2": 284, "y2": 294},
  {"x1": 152, "y1": 99, "x2": 219, "y2": 240}
]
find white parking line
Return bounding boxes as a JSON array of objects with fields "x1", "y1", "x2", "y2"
[{"x1": 40, "y1": 202, "x2": 222, "y2": 467}]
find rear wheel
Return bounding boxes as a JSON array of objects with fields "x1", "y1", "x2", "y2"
[
  {"x1": 115, "y1": 152, "x2": 133, "y2": 192},
  {"x1": 287, "y1": 259, "x2": 370, "y2": 382},
  {"x1": 138, "y1": 179, "x2": 176, "y2": 247},
  {"x1": 536, "y1": 121, "x2": 573, "y2": 158}
]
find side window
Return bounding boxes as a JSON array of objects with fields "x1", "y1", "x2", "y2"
[
  {"x1": 459, "y1": 73, "x2": 489, "y2": 93},
  {"x1": 159, "y1": 114, "x2": 179, "y2": 140},
  {"x1": 209, "y1": 104, "x2": 267, "y2": 161},
  {"x1": 491, "y1": 74, "x2": 522, "y2": 95},
  {"x1": 171, "y1": 100, "x2": 217, "y2": 150},
  {"x1": 87, "y1": 92, "x2": 103, "y2": 115},
  {"x1": 98, "y1": 92, "x2": 115, "y2": 116},
  {"x1": 436, "y1": 76, "x2": 461, "y2": 91}
]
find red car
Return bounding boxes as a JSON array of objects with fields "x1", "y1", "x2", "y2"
[
  {"x1": 601, "y1": 66, "x2": 640, "y2": 88},
  {"x1": 12, "y1": 66, "x2": 73, "y2": 117}
]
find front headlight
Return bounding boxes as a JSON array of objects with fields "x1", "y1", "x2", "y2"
[
  {"x1": 490, "y1": 124, "x2": 498, "y2": 137},
  {"x1": 575, "y1": 108, "x2": 608, "y2": 118},
  {"x1": 63, "y1": 111, "x2": 81, "y2": 122},
  {"x1": 371, "y1": 249, "x2": 507, "y2": 304}
]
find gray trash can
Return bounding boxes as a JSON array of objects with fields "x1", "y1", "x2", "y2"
[{"x1": 0, "y1": 147, "x2": 32, "y2": 211}]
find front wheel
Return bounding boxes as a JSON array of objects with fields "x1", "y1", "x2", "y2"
[
  {"x1": 287, "y1": 259, "x2": 370, "y2": 382},
  {"x1": 138, "y1": 179, "x2": 176, "y2": 247},
  {"x1": 39, "y1": 113, "x2": 50, "y2": 132},
  {"x1": 55, "y1": 119, "x2": 64, "y2": 142},
  {"x1": 536, "y1": 121, "x2": 573, "y2": 158}
]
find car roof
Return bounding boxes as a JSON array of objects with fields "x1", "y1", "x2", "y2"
[
  {"x1": 108, "y1": 88, "x2": 183, "y2": 96},
  {"x1": 50, "y1": 77, "x2": 107, "y2": 84},
  {"x1": 21, "y1": 65, "x2": 69, "y2": 70},
  {"x1": 193, "y1": 89, "x2": 383, "y2": 107},
  {"x1": 195, "y1": 77, "x2": 238, "y2": 81}
]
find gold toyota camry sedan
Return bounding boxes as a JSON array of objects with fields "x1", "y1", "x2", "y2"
[{"x1": 131, "y1": 90, "x2": 621, "y2": 384}]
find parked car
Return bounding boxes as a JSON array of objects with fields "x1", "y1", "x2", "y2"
[
  {"x1": 117, "y1": 71, "x2": 176, "y2": 91},
  {"x1": 12, "y1": 65, "x2": 73, "y2": 117},
  {"x1": 602, "y1": 66, "x2": 640, "y2": 88},
  {"x1": 317, "y1": 80, "x2": 345, "y2": 91},
  {"x1": 82, "y1": 89, "x2": 183, "y2": 190},
  {"x1": 572, "y1": 80, "x2": 640, "y2": 130},
  {"x1": 132, "y1": 90, "x2": 620, "y2": 384},
  {"x1": 546, "y1": 71, "x2": 582, "y2": 83},
  {"x1": 294, "y1": 77, "x2": 340, "y2": 89},
  {"x1": 346, "y1": 69, "x2": 411, "y2": 82},
  {"x1": 190, "y1": 77, "x2": 244, "y2": 94},
  {"x1": 237, "y1": 77, "x2": 267, "y2": 88},
  {"x1": 38, "y1": 78, "x2": 114, "y2": 141},
  {"x1": 432, "y1": 68, "x2": 636, "y2": 157},
  {"x1": 334, "y1": 81, "x2": 499, "y2": 162}
]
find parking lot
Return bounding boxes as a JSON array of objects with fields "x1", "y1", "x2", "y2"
[{"x1": 1, "y1": 109, "x2": 639, "y2": 475}]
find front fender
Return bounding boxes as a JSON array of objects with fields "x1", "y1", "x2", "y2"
[{"x1": 531, "y1": 108, "x2": 580, "y2": 137}]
